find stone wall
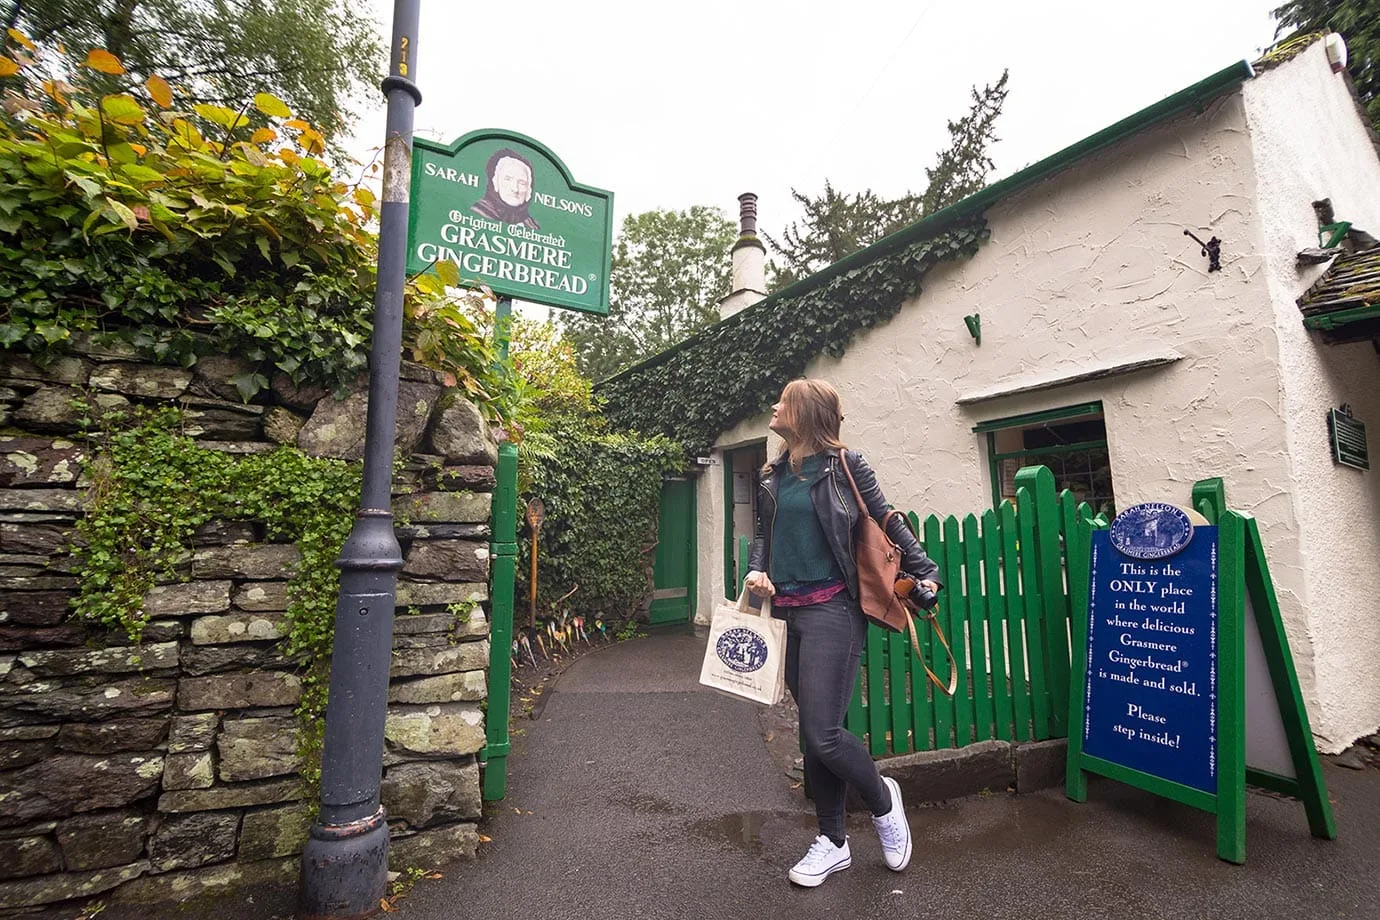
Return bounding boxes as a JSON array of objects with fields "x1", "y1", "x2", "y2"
[{"x1": 0, "y1": 339, "x2": 499, "y2": 911}]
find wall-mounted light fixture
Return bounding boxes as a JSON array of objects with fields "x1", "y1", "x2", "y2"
[{"x1": 1183, "y1": 229, "x2": 1222, "y2": 272}]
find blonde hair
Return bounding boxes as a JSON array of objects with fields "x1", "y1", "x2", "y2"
[{"x1": 766, "y1": 378, "x2": 847, "y2": 474}]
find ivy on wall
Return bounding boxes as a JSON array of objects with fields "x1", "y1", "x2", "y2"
[
  {"x1": 516, "y1": 421, "x2": 684, "y2": 622},
  {"x1": 598, "y1": 220, "x2": 989, "y2": 453},
  {"x1": 77, "y1": 406, "x2": 360, "y2": 785}
]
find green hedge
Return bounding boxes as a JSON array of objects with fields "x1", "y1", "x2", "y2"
[{"x1": 517, "y1": 423, "x2": 684, "y2": 624}]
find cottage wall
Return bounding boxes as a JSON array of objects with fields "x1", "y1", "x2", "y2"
[
  {"x1": 1243, "y1": 43, "x2": 1380, "y2": 751},
  {"x1": 698, "y1": 46, "x2": 1380, "y2": 750}
]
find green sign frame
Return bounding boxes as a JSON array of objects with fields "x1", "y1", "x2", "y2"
[
  {"x1": 407, "y1": 129, "x2": 613, "y2": 315},
  {"x1": 1066, "y1": 479, "x2": 1335, "y2": 864}
]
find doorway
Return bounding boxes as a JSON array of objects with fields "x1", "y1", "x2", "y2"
[{"x1": 648, "y1": 477, "x2": 696, "y2": 626}]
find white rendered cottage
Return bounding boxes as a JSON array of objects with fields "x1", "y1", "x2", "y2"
[{"x1": 602, "y1": 37, "x2": 1380, "y2": 755}]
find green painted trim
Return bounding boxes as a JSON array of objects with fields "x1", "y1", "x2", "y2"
[
  {"x1": 973, "y1": 402, "x2": 1104, "y2": 434},
  {"x1": 987, "y1": 432, "x2": 1001, "y2": 510},
  {"x1": 866, "y1": 623, "x2": 888, "y2": 755},
  {"x1": 964, "y1": 514, "x2": 993, "y2": 742},
  {"x1": 722, "y1": 449, "x2": 736, "y2": 600},
  {"x1": 603, "y1": 61, "x2": 1253, "y2": 387},
  {"x1": 1241, "y1": 515, "x2": 1337, "y2": 840},
  {"x1": 1020, "y1": 466, "x2": 1070, "y2": 736},
  {"x1": 924, "y1": 514, "x2": 956, "y2": 747},
  {"x1": 1319, "y1": 221, "x2": 1352, "y2": 249},
  {"x1": 410, "y1": 134, "x2": 614, "y2": 317},
  {"x1": 688, "y1": 481, "x2": 698, "y2": 623},
  {"x1": 983, "y1": 508, "x2": 1013, "y2": 743},
  {"x1": 1191, "y1": 478, "x2": 1226, "y2": 524},
  {"x1": 1064, "y1": 504, "x2": 1102, "y2": 803},
  {"x1": 1245, "y1": 767, "x2": 1301, "y2": 797},
  {"x1": 943, "y1": 514, "x2": 973, "y2": 745},
  {"x1": 482, "y1": 443, "x2": 519, "y2": 802},
  {"x1": 1016, "y1": 485, "x2": 1051, "y2": 739},
  {"x1": 737, "y1": 535, "x2": 750, "y2": 597},
  {"x1": 1303, "y1": 302, "x2": 1380, "y2": 330},
  {"x1": 991, "y1": 439, "x2": 1110, "y2": 461},
  {"x1": 1080, "y1": 754, "x2": 1219, "y2": 813},
  {"x1": 1000, "y1": 502, "x2": 1032, "y2": 742},
  {"x1": 1216, "y1": 511, "x2": 1248, "y2": 864}
]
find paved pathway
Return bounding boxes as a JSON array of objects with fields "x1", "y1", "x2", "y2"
[
  {"x1": 68, "y1": 625, "x2": 1380, "y2": 919},
  {"x1": 395, "y1": 626, "x2": 1380, "y2": 920}
]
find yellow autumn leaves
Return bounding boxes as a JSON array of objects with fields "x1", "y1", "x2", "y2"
[{"x1": 0, "y1": 32, "x2": 321, "y2": 155}]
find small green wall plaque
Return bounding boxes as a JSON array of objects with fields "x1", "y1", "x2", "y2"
[{"x1": 1327, "y1": 406, "x2": 1368, "y2": 471}]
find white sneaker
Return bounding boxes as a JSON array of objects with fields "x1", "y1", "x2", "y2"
[
  {"x1": 787, "y1": 835, "x2": 851, "y2": 887},
  {"x1": 872, "y1": 776, "x2": 912, "y2": 870}
]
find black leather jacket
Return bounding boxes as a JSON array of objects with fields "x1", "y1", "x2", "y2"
[{"x1": 748, "y1": 449, "x2": 940, "y2": 599}]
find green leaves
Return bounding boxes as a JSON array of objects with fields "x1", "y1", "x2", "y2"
[
  {"x1": 0, "y1": 57, "x2": 514, "y2": 412},
  {"x1": 192, "y1": 103, "x2": 244, "y2": 129},
  {"x1": 100, "y1": 93, "x2": 145, "y2": 126},
  {"x1": 72, "y1": 407, "x2": 360, "y2": 785},
  {"x1": 254, "y1": 93, "x2": 292, "y2": 119},
  {"x1": 519, "y1": 423, "x2": 683, "y2": 620},
  {"x1": 559, "y1": 206, "x2": 736, "y2": 381}
]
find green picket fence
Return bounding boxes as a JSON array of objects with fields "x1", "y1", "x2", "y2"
[
  {"x1": 850, "y1": 465, "x2": 1105, "y2": 754},
  {"x1": 734, "y1": 464, "x2": 1101, "y2": 755}
]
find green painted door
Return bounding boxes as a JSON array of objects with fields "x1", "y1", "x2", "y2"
[{"x1": 648, "y1": 477, "x2": 695, "y2": 626}]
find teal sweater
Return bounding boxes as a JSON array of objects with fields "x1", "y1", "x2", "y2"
[{"x1": 769, "y1": 454, "x2": 843, "y2": 589}]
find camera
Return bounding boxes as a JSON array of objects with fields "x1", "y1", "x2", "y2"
[{"x1": 907, "y1": 580, "x2": 938, "y2": 611}]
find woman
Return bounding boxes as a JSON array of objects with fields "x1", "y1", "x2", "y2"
[{"x1": 744, "y1": 378, "x2": 940, "y2": 888}]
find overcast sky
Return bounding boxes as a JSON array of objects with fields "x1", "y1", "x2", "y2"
[{"x1": 346, "y1": 0, "x2": 1285, "y2": 247}]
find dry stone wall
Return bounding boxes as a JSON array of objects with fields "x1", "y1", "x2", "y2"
[{"x1": 0, "y1": 339, "x2": 498, "y2": 911}]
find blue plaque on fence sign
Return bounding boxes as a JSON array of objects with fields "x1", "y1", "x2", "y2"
[{"x1": 1082, "y1": 525, "x2": 1219, "y2": 793}]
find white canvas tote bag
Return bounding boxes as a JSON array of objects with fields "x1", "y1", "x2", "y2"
[{"x1": 698, "y1": 592, "x2": 786, "y2": 705}]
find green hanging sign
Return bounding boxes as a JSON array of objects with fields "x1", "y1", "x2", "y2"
[
  {"x1": 1065, "y1": 479, "x2": 1335, "y2": 864},
  {"x1": 407, "y1": 129, "x2": 614, "y2": 315}
]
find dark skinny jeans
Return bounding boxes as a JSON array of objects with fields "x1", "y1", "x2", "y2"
[{"x1": 779, "y1": 592, "x2": 890, "y2": 842}]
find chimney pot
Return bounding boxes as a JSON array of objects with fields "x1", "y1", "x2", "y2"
[{"x1": 738, "y1": 192, "x2": 758, "y2": 236}]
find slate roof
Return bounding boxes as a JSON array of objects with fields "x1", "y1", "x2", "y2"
[{"x1": 1297, "y1": 247, "x2": 1380, "y2": 316}]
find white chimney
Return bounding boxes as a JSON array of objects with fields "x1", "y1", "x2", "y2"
[{"x1": 718, "y1": 192, "x2": 768, "y2": 320}]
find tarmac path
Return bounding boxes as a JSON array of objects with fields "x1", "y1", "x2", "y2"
[
  {"x1": 394, "y1": 626, "x2": 1379, "y2": 920},
  {"x1": 54, "y1": 624, "x2": 1379, "y2": 919}
]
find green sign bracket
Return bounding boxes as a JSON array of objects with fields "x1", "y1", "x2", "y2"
[
  {"x1": 407, "y1": 128, "x2": 614, "y2": 315},
  {"x1": 1066, "y1": 482, "x2": 1335, "y2": 864}
]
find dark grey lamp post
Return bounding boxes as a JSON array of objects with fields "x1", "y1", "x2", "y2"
[{"x1": 298, "y1": 1, "x2": 421, "y2": 916}]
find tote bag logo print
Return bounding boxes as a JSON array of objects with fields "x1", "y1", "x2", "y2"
[{"x1": 716, "y1": 627, "x2": 770, "y2": 673}]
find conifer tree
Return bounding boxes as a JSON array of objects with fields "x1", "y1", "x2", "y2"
[{"x1": 766, "y1": 70, "x2": 1009, "y2": 289}]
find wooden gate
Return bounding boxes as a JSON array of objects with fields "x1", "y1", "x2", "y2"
[{"x1": 848, "y1": 465, "x2": 1104, "y2": 753}]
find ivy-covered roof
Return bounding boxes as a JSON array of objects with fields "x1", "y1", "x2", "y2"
[{"x1": 599, "y1": 60, "x2": 1256, "y2": 454}]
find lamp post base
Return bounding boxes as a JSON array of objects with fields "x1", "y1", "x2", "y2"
[{"x1": 298, "y1": 809, "x2": 390, "y2": 919}]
